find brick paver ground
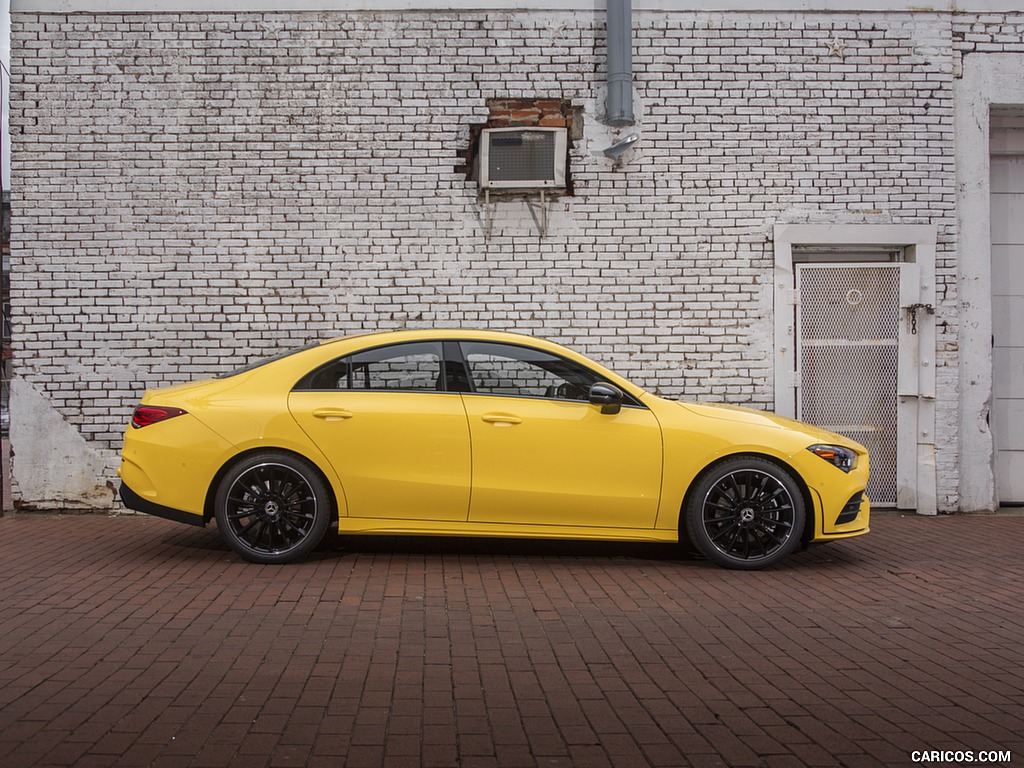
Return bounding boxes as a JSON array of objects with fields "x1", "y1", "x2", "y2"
[{"x1": 0, "y1": 512, "x2": 1022, "y2": 768}]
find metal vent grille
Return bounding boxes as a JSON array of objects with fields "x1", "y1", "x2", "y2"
[
  {"x1": 798, "y1": 265, "x2": 900, "y2": 505},
  {"x1": 487, "y1": 130, "x2": 557, "y2": 184}
]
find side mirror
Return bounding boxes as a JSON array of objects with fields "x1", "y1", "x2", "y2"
[{"x1": 589, "y1": 382, "x2": 623, "y2": 415}]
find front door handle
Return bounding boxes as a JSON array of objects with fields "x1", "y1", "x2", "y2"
[
  {"x1": 312, "y1": 408, "x2": 354, "y2": 421},
  {"x1": 481, "y1": 413, "x2": 522, "y2": 426}
]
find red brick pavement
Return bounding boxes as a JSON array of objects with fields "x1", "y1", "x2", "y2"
[{"x1": 0, "y1": 512, "x2": 1022, "y2": 768}]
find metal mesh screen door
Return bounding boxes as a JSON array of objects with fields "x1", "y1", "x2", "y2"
[{"x1": 796, "y1": 265, "x2": 901, "y2": 505}]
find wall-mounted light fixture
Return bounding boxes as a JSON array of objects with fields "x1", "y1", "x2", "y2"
[{"x1": 603, "y1": 132, "x2": 640, "y2": 160}]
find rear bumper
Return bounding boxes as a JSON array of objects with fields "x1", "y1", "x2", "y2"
[{"x1": 120, "y1": 482, "x2": 206, "y2": 527}]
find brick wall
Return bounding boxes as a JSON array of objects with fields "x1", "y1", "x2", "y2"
[{"x1": 8, "y1": 8, "x2": 1019, "y2": 509}]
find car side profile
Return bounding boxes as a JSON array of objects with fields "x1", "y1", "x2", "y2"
[{"x1": 119, "y1": 329, "x2": 870, "y2": 569}]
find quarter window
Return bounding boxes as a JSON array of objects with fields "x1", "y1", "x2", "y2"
[{"x1": 296, "y1": 342, "x2": 443, "y2": 391}]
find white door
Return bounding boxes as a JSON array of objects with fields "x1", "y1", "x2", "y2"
[
  {"x1": 796, "y1": 264, "x2": 918, "y2": 507},
  {"x1": 991, "y1": 149, "x2": 1024, "y2": 504}
]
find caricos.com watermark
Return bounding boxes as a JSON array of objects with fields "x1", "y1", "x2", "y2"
[{"x1": 910, "y1": 750, "x2": 1013, "y2": 764}]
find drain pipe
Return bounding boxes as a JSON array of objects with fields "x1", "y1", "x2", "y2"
[{"x1": 606, "y1": 0, "x2": 634, "y2": 126}]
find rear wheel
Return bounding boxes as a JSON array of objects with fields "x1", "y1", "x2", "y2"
[
  {"x1": 685, "y1": 456, "x2": 805, "y2": 570},
  {"x1": 214, "y1": 452, "x2": 331, "y2": 564}
]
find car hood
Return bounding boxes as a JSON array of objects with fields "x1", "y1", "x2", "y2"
[{"x1": 677, "y1": 401, "x2": 863, "y2": 449}]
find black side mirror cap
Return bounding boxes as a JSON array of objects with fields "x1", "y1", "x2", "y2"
[{"x1": 589, "y1": 382, "x2": 623, "y2": 415}]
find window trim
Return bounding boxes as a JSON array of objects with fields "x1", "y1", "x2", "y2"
[{"x1": 291, "y1": 338, "x2": 647, "y2": 409}]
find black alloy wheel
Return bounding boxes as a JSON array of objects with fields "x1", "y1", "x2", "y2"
[
  {"x1": 214, "y1": 452, "x2": 331, "y2": 564},
  {"x1": 685, "y1": 456, "x2": 805, "y2": 570}
]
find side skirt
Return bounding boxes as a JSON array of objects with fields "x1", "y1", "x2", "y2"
[{"x1": 336, "y1": 518, "x2": 678, "y2": 543}]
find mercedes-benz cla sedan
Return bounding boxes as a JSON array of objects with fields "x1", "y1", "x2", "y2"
[{"x1": 119, "y1": 330, "x2": 869, "y2": 569}]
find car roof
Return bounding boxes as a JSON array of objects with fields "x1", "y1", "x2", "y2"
[{"x1": 316, "y1": 328, "x2": 552, "y2": 348}]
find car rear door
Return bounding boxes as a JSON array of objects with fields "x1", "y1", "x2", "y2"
[{"x1": 288, "y1": 341, "x2": 471, "y2": 522}]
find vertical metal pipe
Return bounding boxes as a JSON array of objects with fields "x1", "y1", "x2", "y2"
[{"x1": 606, "y1": 0, "x2": 634, "y2": 126}]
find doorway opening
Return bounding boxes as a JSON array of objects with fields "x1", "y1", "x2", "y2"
[
  {"x1": 990, "y1": 111, "x2": 1024, "y2": 505},
  {"x1": 774, "y1": 224, "x2": 937, "y2": 513}
]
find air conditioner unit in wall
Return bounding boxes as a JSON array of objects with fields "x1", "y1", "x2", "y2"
[{"x1": 477, "y1": 127, "x2": 568, "y2": 190}]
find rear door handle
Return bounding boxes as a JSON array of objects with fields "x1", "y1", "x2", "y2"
[
  {"x1": 481, "y1": 413, "x2": 522, "y2": 426},
  {"x1": 312, "y1": 408, "x2": 354, "y2": 421}
]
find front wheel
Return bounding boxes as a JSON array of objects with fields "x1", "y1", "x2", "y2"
[
  {"x1": 214, "y1": 452, "x2": 332, "y2": 564},
  {"x1": 685, "y1": 457, "x2": 805, "y2": 570}
]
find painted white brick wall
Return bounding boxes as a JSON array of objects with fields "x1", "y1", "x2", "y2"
[{"x1": 8, "y1": 8, "x2": 1021, "y2": 509}]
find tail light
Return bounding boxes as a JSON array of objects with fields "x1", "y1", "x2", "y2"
[{"x1": 131, "y1": 406, "x2": 187, "y2": 429}]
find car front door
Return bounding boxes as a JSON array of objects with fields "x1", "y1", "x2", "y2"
[
  {"x1": 458, "y1": 341, "x2": 663, "y2": 529},
  {"x1": 288, "y1": 341, "x2": 471, "y2": 522}
]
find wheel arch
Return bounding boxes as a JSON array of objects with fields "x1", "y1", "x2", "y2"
[
  {"x1": 203, "y1": 447, "x2": 341, "y2": 529},
  {"x1": 678, "y1": 451, "x2": 816, "y2": 548}
]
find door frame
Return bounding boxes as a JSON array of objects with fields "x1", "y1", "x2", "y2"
[
  {"x1": 955, "y1": 55, "x2": 1024, "y2": 512},
  {"x1": 989, "y1": 123, "x2": 1024, "y2": 504},
  {"x1": 773, "y1": 223, "x2": 938, "y2": 514}
]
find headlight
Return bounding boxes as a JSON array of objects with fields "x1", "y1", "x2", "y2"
[{"x1": 808, "y1": 444, "x2": 856, "y2": 473}]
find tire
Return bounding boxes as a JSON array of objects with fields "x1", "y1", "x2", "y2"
[
  {"x1": 214, "y1": 452, "x2": 332, "y2": 564},
  {"x1": 685, "y1": 456, "x2": 805, "y2": 570}
]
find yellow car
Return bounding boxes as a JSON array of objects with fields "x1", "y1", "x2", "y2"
[{"x1": 119, "y1": 329, "x2": 869, "y2": 569}]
